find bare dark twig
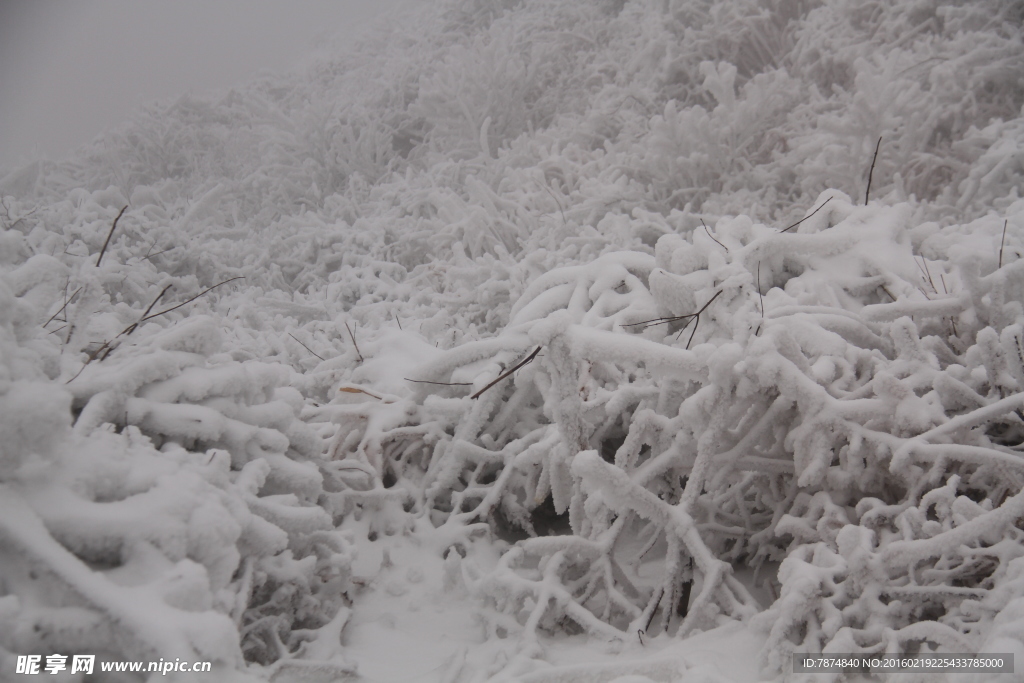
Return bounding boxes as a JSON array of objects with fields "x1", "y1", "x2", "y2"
[
  {"x1": 1, "y1": 198, "x2": 37, "y2": 231},
  {"x1": 45, "y1": 287, "x2": 82, "y2": 326},
  {"x1": 471, "y1": 346, "x2": 541, "y2": 399},
  {"x1": 143, "y1": 247, "x2": 174, "y2": 262},
  {"x1": 999, "y1": 219, "x2": 1008, "y2": 269},
  {"x1": 137, "y1": 284, "x2": 172, "y2": 323},
  {"x1": 641, "y1": 587, "x2": 664, "y2": 635},
  {"x1": 685, "y1": 314, "x2": 701, "y2": 349},
  {"x1": 938, "y1": 274, "x2": 959, "y2": 337},
  {"x1": 623, "y1": 291, "x2": 724, "y2": 338},
  {"x1": 701, "y1": 219, "x2": 727, "y2": 252},
  {"x1": 757, "y1": 262, "x2": 764, "y2": 315},
  {"x1": 917, "y1": 256, "x2": 937, "y2": 292},
  {"x1": 66, "y1": 340, "x2": 114, "y2": 382},
  {"x1": 119, "y1": 284, "x2": 173, "y2": 337},
  {"x1": 674, "y1": 290, "x2": 724, "y2": 346},
  {"x1": 141, "y1": 277, "x2": 242, "y2": 322},
  {"x1": 345, "y1": 322, "x2": 363, "y2": 363},
  {"x1": 68, "y1": 278, "x2": 241, "y2": 382},
  {"x1": 780, "y1": 197, "x2": 833, "y2": 233},
  {"x1": 95, "y1": 205, "x2": 128, "y2": 267},
  {"x1": 621, "y1": 314, "x2": 685, "y2": 328},
  {"x1": 404, "y1": 378, "x2": 474, "y2": 387},
  {"x1": 865, "y1": 136, "x2": 882, "y2": 205},
  {"x1": 288, "y1": 333, "x2": 325, "y2": 361}
]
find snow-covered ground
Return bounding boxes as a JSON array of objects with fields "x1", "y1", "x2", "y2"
[{"x1": 1, "y1": 0, "x2": 1023, "y2": 681}]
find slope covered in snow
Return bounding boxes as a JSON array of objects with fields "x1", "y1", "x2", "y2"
[{"x1": 1, "y1": 0, "x2": 1023, "y2": 680}]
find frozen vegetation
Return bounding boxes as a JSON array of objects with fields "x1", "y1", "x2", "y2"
[{"x1": 1, "y1": 0, "x2": 1023, "y2": 680}]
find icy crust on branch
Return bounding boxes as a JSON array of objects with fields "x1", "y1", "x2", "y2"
[
  {"x1": 356, "y1": 192, "x2": 1024, "y2": 673},
  {"x1": 0, "y1": 257, "x2": 355, "y2": 677}
]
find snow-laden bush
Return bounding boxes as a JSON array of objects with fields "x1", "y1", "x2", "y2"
[
  {"x1": 344, "y1": 192, "x2": 1024, "y2": 676},
  {"x1": 0, "y1": 227, "x2": 358, "y2": 678}
]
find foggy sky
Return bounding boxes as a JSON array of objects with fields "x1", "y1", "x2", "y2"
[{"x1": 0, "y1": 0, "x2": 403, "y2": 173}]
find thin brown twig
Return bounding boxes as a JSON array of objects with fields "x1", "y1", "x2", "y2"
[
  {"x1": 344, "y1": 322, "x2": 363, "y2": 363},
  {"x1": 865, "y1": 136, "x2": 882, "y2": 205},
  {"x1": 338, "y1": 386, "x2": 384, "y2": 400},
  {"x1": 689, "y1": 290, "x2": 724, "y2": 320},
  {"x1": 880, "y1": 285, "x2": 897, "y2": 302},
  {"x1": 913, "y1": 258, "x2": 929, "y2": 285},
  {"x1": 288, "y1": 333, "x2": 325, "y2": 361},
  {"x1": 623, "y1": 291, "x2": 724, "y2": 334},
  {"x1": 138, "y1": 284, "x2": 172, "y2": 322},
  {"x1": 65, "y1": 358, "x2": 94, "y2": 384},
  {"x1": 918, "y1": 256, "x2": 937, "y2": 292},
  {"x1": 756, "y1": 262, "x2": 764, "y2": 316},
  {"x1": 674, "y1": 290, "x2": 724, "y2": 343},
  {"x1": 999, "y1": 219, "x2": 1008, "y2": 269},
  {"x1": 701, "y1": 219, "x2": 727, "y2": 252},
  {"x1": 1, "y1": 198, "x2": 37, "y2": 231},
  {"x1": 940, "y1": 271, "x2": 958, "y2": 338},
  {"x1": 66, "y1": 339, "x2": 115, "y2": 382},
  {"x1": 141, "y1": 277, "x2": 243, "y2": 322},
  {"x1": 143, "y1": 247, "x2": 174, "y2": 262},
  {"x1": 642, "y1": 587, "x2": 664, "y2": 635},
  {"x1": 404, "y1": 378, "x2": 473, "y2": 387},
  {"x1": 685, "y1": 314, "x2": 701, "y2": 349},
  {"x1": 780, "y1": 197, "x2": 833, "y2": 233},
  {"x1": 45, "y1": 287, "x2": 82, "y2": 326},
  {"x1": 95, "y1": 205, "x2": 128, "y2": 267},
  {"x1": 621, "y1": 314, "x2": 687, "y2": 328},
  {"x1": 471, "y1": 346, "x2": 541, "y2": 400},
  {"x1": 119, "y1": 284, "x2": 173, "y2": 337},
  {"x1": 755, "y1": 262, "x2": 765, "y2": 336}
]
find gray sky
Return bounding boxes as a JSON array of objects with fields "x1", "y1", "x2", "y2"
[{"x1": 0, "y1": 0, "x2": 403, "y2": 172}]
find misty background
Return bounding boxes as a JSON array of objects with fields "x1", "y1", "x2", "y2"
[{"x1": 0, "y1": 0, "x2": 404, "y2": 173}]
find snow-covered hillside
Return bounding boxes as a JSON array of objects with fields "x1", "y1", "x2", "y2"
[{"x1": 1, "y1": 0, "x2": 1023, "y2": 680}]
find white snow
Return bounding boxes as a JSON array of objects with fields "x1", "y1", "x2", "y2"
[{"x1": 2, "y1": 0, "x2": 1024, "y2": 680}]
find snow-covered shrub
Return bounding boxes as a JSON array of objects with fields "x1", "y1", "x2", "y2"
[
  {"x1": 2, "y1": 0, "x2": 1024, "y2": 678},
  {"x1": 351, "y1": 192, "x2": 1024, "y2": 675},
  {"x1": 0, "y1": 222, "x2": 358, "y2": 677}
]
